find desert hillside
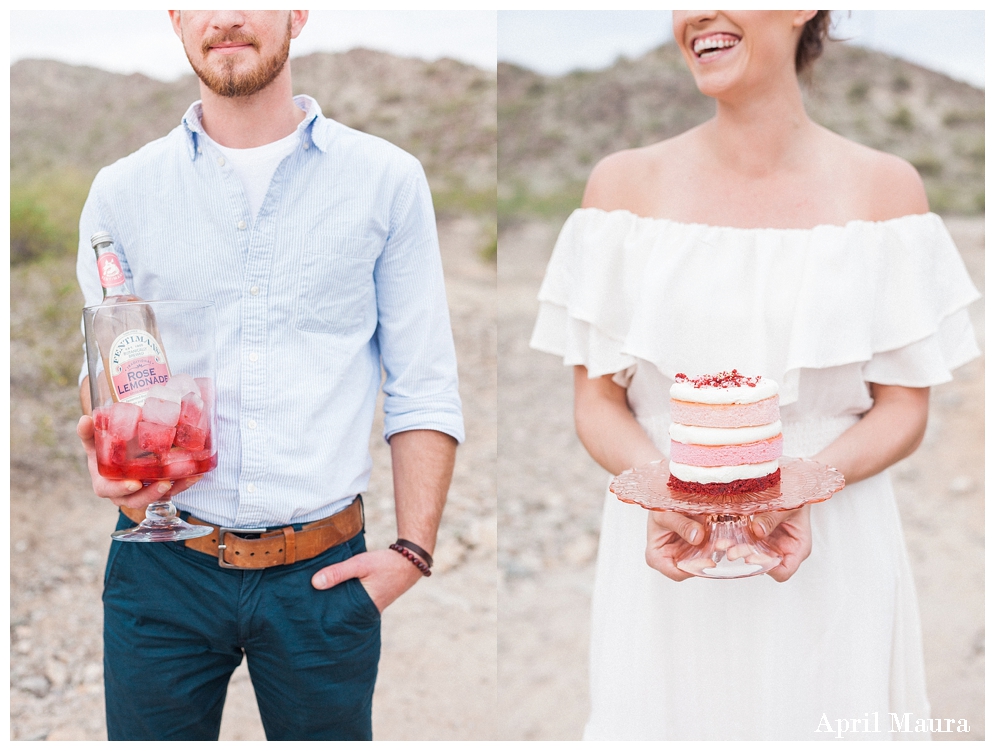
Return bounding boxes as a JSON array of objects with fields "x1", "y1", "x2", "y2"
[{"x1": 11, "y1": 49, "x2": 495, "y2": 214}]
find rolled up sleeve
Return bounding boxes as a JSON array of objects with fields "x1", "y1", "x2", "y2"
[{"x1": 374, "y1": 160, "x2": 465, "y2": 444}]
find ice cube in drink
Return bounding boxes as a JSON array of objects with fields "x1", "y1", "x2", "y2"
[
  {"x1": 93, "y1": 372, "x2": 217, "y2": 481},
  {"x1": 142, "y1": 383, "x2": 182, "y2": 426},
  {"x1": 174, "y1": 392, "x2": 208, "y2": 450},
  {"x1": 108, "y1": 402, "x2": 142, "y2": 440},
  {"x1": 161, "y1": 448, "x2": 202, "y2": 479},
  {"x1": 138, "y1": 421, "x2": 177, "y2": 456},
  {"x1": 170, "y1": 373, "x2": 199, "y2": 399}
]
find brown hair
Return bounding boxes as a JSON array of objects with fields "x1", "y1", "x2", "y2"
[{"x1": 795, "y1": 10, "x2": 832, "y2": 73}]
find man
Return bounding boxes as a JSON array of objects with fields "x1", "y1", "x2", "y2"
[{"x1": 75, "y1": 10, "x2": 463, "y2": 740}]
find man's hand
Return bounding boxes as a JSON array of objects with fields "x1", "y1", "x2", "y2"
[
  {"x1": 77, "y1": 415, "x2": 200, "y2": 509},
  {"x1": 311, "y1": 429, "x2": 457, "y2": 611},
  {"x1": 310, "y1": 549, "x2": 422, "y2": 612},
  {"x1": 751, "y1": 504, "x2": 812, "y2": 582},
  {"x1": 309, "y1": 429, "x2": 456, "y2": 611}
]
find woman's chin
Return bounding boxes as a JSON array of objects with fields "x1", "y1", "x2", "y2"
[
  {"x1": 691, "y1": 73, "x2": 741, "y2": 100},
  {"x1": 686, "y1": 54, "x2": 748, "y2": 96}
]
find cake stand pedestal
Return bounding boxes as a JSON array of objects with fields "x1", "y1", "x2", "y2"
[{"x1": 610, "y1": 457, "x2": 845, "y2": 579}]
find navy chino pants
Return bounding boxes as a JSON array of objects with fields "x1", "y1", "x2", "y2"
[{"x1": 102, "y1": 510, "x2": 381, "y2": 741}]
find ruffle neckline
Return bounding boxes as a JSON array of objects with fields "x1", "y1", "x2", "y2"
[
  {"x1": 531, "y1": 209, "x2": 980, "y2": 405},
  {"x1": 572, "y1": 206, "x2": 946, "y2": 234}
]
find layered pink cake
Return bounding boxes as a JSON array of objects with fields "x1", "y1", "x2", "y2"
[{"x1": 666, "y1": 371, "x2": 782, "y2": 495}]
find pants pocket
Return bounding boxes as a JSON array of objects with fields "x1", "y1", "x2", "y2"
[
  {"x1": 103, "y1": 511, "x2": 133, "y2": 590},
  {"x1": 314, "y1": 532, "x2": 381, "y2": 623},
  {"x1": 347, "y1": 577, "x2": 382, "y2": 621}
]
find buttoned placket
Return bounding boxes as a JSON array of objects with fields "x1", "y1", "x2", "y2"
[
  {"x1": 237, "y1": 169, "x2": 268, "y2": 524},
  {"x1": 178, "y1": 104, "x2": 335, "y2": 526},
  {"x1": 227, "y1": 134, "x2": 311, "y2": 527},
  {"x1": 196, "y1": 133, "x2": 272, "y2": 525}
]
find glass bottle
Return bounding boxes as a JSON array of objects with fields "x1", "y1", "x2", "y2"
[{"x1": 91, "y1": 231, "x2": 170, "y2": 406}]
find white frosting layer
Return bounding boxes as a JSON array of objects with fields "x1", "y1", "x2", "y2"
[
  {"x1": 670, "y1": 376, "x2": 778, "y2": 405},
  {"x1": 669, "y1": 459, "x2": 780, "y2": 483},
  {"x1": 669, "y1": 420, "x2": 782, "y2": 446}
]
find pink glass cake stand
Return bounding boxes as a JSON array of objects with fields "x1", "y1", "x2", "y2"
[{"x1": 610, "y1": 457, "x2": 845, "y2": 579}]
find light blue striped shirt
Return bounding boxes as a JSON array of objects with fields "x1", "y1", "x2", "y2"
[{"x1": 77, "y1": 95, "x2": 464, "y2": 528}]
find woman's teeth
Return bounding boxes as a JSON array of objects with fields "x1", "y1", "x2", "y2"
[{"x1": 693, "y1": 37, "x2": 739, "y2": 58}]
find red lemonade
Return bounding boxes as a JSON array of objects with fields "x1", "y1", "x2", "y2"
[{"x1": 94, "y1": 375, "x2": 216, "y2": 480}]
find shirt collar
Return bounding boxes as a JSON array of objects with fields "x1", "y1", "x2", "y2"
[{"x1": 181, "y1": 94, "x2": 327, "y2": 160}]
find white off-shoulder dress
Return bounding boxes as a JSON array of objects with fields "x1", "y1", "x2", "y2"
[{"x1": 530, "y1": 209, "x2": 980, "y2": 741}]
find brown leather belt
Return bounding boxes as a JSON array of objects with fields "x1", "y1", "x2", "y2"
[{"x1": 120, "y1": 497, "x2": 364, "y2": 569}]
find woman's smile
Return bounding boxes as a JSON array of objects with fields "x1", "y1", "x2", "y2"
[{"x1": 691, "y1": 32, "x2": 741, "y2": 62}]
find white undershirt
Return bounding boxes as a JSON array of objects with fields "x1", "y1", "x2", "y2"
[{"x1": 201, "y1": 130, "x2": 299, "y2": 224}]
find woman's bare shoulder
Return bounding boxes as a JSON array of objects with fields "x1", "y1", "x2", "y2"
[
  {"x1": 820, "y1": 128, "x2": 930, "y2": 221},
  {"x1": 581, "y1": 131, "x2": 699, "y2": 213}
]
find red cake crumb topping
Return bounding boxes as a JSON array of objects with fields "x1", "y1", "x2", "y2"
[
  {"x1": 673, "y1": 369, "x2": 761, "y2": 389},
  {"x1": 667, "y1": 468, "x2": 781, "y2": 496}
]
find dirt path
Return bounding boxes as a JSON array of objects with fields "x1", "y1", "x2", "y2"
[
  {"x1": 9, "y1": 218, "x2": 496, "y2": 741},
  {"x1": 495, "y1": 216, "x2": 984, "y2": 740}
]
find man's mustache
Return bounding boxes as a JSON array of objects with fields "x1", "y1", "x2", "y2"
[{"x1": 201, "y1": 32, "x2": 260, "y2": 56}]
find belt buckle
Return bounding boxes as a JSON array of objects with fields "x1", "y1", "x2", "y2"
[{"x1": 217, "y1": 526, "x2": 267, "y2": 568}]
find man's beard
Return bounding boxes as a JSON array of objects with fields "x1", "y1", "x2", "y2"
[{"x1": 184, "y1": 20, "x2": 291, "y2": 98}]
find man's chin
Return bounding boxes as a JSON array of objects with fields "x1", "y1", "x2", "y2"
[
  {"x1": 190, "y1": 47, "x2": 289, "y2": 99},
  {"x1": 194, "y1": 66, "x2": 280, "y2": 99}
]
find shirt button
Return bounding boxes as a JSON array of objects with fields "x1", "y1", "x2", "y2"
[
  {"x1": 237, "y1": 220, "x2": 247, "y2": 230},
  {"x1": 249, "y1": 352, "x2": 259, "y2": 362},
  {"x1": 197, "y1": 147, "x2": 203, "y2": 154},
  {"x1": 247, "y1": 483, "x2": 256, "y2": 493},
  {"x1": 303, "y1": 141, "x2": 310, "y2": 150},
  {"x1": 247, "y1": 419, "x2": 257, "y2": 429},
  {"x1": 217, "y1": 156, "x2": 225, "y2": 167},
  {"x1": 249, "y1": 285, "x2": 260, "y2": 295}
]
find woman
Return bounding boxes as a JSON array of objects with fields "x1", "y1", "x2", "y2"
[{"x1": 530, "y1": 11, "x2": 980, "y2": 741}]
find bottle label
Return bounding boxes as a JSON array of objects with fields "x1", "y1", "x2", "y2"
[
  {"x1": 109, "y1": 329, "x2": 170, "y2": 405},
  {"x1": 97, "y1": 253, "x2": 126, "y2": 289}
]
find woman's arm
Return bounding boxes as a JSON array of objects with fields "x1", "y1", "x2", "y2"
[
  {"x1": 809, "y1": 383, "x2": 930, "y2": 484},
  {"x1": 746, "y1": 383, "x2": 928, "y2": 581},
  {"x1": 575, "y1": 366, "x2": 707, "y2": 580},
  {"x1": 573, "y1": 366, "x2": 663, "y2": 475}
]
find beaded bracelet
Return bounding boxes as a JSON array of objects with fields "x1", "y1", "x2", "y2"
[
  {"x1": 395, "y1": 538, "x2": 434, "y2": 569},
  {"x1": 389, "y1": 543, "x2": 432, "y2": 577}
]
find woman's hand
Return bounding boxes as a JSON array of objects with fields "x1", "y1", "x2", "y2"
[
  {"x1": 646, "y1": 505, "x2": 812, "y2": 582},
  {"x1": 645, "y1": 510, "x2": 705, "y2": 581},
  {"x1": 751, "y1": 505, "x2": 812, "y2": 582}
]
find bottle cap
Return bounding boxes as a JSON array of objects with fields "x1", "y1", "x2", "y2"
[{"x1": 90, "y1": 231, "x2": 113, "y2": 248}]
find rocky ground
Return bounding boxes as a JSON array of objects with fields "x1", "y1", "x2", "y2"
[
  {"x1": 496, "y1": 215, "x2": 985, "y2": 740},
  {"x1": 9, "y1": 217, "x2": 496, "y2": 741}
]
